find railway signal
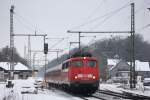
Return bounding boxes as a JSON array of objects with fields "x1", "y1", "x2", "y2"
[{"x1": 44, "y1": 43, "x2": 48, "y2": 54}]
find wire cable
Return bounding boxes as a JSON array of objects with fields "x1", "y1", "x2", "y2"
[
  {"x1": 71, "y1": 1, "x2": 131, "y2": 30},
  {"x1": 86, "y1": 0, "x2": 107, "y2": 21},
  {"x1": 137, "y1": 24, "x2": 150, "y2": 32},
  {"x1": 14, "y1": 15, "x2": 35, "y2": 33},
  {"x1": 91, "y1": 3, "x2": 130, "y2": 30},
  {"x1": 14, "y1": 12, "x2": 46, "y2": 34}
]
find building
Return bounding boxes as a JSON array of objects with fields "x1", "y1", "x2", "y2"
[
  {"x1": 0, "y1": 62, "x2": 34, "y2": 80},
  {"x1": 0, "y1": 62, "x2": 9, "y2": 81},
  {"x1": 0, "y1": 67, "x2": 8, "y2": 81},
  {"x1": 135, "y1": 60, "x2": 150, "y2": 79},
  {"x1": 107, "y1": 59, "x2": 120, "y2": 79},
  {"x1": 107, "y1": 59, "x2": 130, "y2": 83},
  {"x1": 107, "y1": 59, "x2": 150, "y2": 83}
]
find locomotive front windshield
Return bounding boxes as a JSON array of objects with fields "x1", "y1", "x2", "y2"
[
  {"x1": 87, "y1": 60, "x2": 96, "y2": 67},
  {"x1": 71, "y1": 60, "x2": 83, "y2": 67},
  {"x1": 71, "y1": 60, "x2": 96, "y2": 67}
]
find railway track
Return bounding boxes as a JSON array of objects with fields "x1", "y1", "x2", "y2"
[
  {"x1": 78, "y1": 89, "x2": 130, "y2": 100},
  {"x1": 79, "y1": 95, "x2": 107, "y2": 100},
  {"x1": 95, "y1": 89, "x2": 150, "y2": 100},
  {"x1": 48, "y1": 86, "x2": 150, "y2": 100},
  {"x1": 96, "y1": 89, "x2": 130, "y2": 99},
  {"x1": 78, "y1": 90, "x2": 124, "y2": 100},
  {"x1": 48, "y1": 86, "x2": 127, "y2": 100}
]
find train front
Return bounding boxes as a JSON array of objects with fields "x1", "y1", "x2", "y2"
[{"x1": 69, "y1": 57, "x2": 100, "y2": 94}]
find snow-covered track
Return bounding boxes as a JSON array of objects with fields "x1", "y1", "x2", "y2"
[
  {"x1": 122, "y1": 91, "x2": 150, "y2": 100},
  {"x1": 79, "y1": 96, "x2": 107, "y2": 100},
  {"x1": 79, "y1": 97, "x2": 89, "y2": 100},
  {"x1": 97, "y1": 89, "x2": 150, "y2": 100},
  {"x1": 97, "y1": 89, "x2": 130, "y2": 99}
]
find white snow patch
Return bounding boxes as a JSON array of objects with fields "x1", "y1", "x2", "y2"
[
  {"x1": 0, "y1": 62, "x2": 28, "y2": 70},
  {"x1": 100, "y1": 83, "x2": 150, "y2": 97},
  {"x1": 0, "y1": 77, "x2": 81, "y2": 100},
  {"x1": 128, "y1": 60, "x2": 150, "y2": 71},
  {"x1": 135, "y1": 60, "x2": 150, "y2": 71},
  {"x1": 14, "y1": 62, "x2": 28, "y2": 70}
]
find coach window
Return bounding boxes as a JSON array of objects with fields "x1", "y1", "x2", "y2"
[
  {"x1": 66, "y1": 62, "x2": 69, "y2": 69},
  {"x1": 62, "y1": 63, "x2": 65, "y2": 69},
  {"x1": 87, "y1": 60, "x2": 96, "y2": 67},
  {"x1": 62, "y1": 62, "x2": 69, "y2": 69},
  {"x1": 71, "y1": 61, "x2": 83, "y2": 67}
]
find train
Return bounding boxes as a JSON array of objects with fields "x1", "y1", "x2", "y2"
[{"x1": 45, "y1": 56, "x2": 100, "y2": 94}]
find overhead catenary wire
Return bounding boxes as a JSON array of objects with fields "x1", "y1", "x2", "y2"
[
  {"x1": 71, "y1": 1, "x2": 131, "y2": 30},
  {"x1": 14, "y1": 12, "x2": 47, "y2": 34},
  {"x1": 123, "y1": 0, "x2": 150, "y2": 26},
  {"x1": 137, "y1": 24, "x2": 150, "y2": 32},
  {"x1": 48, "y1": 38, "x2": 65, "y2": 50},
  {"x1": 91, "y1": 3, "x2": 130, "y2": 30},
  {"x1": 86, "y1": 0, "x2": 107, "y2": 21},
  {"x1": 14, "y1": 15, "x2": 35, "y2": 33},
  {"x1": 14, "y1": 13, "x2": 36, "y2": 32}
]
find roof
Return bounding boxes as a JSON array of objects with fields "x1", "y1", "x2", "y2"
[
  {"x1": 0, "y1": 62, "x2": 9, "y2": 70},
  {"x1": 109, "y1": 60, "x2": 150, "y2": 72},
  {"x1": 107, "y1": 59, "x2": 120, "y2": 66},
  {"x1": 107, "y1": 59, "x2": 120, "y2": 71},
  {"x1": 0, "y1": 62, "x2": 28, "y2": 70},
  {"x1": 135, "y1": 60, "x2": 150, "y2": 71},
  {"x1": 14, "y1": 63, "x2": 28, "y2": 70}
]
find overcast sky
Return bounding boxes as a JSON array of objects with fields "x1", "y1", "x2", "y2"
[{"x1": 0, "y1": 0, "x2": 150, "y2": 66}]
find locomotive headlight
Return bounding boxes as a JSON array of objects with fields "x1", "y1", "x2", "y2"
[
  {"x1": 92, "y1": 76, "x2": 96, "y2": 79},
  {"x1": 75, "y1": 76, "x2": 78, "y2": 79}
]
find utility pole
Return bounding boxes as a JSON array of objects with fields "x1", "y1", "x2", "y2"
[
  {"x1": 24, "y1": 45, "x2": 27, "y2": 59},
  {"x1": 28, "y1": 36, "x2": 31, "y2": 69},
  {"x1": 79, "y1": 32, "x2": 81, "y2": 50},
  {"x1": 69, "y1": 42, "x2": 80, "y2": 58},
  {"x1": 67, "y1": 31, "x2": 83, "y2": 50},
  {"x1": 44, "y1": 53, "x2": 47, "y2": 83},
  {"x1": 131, "y1": 3, "x2": 136, "y2": 88},
  {"x1": 10, "y1": 5, "x2": 15, "y2": 79},
  {"x1": 32, "y1": 52, "x2": 36, "y2": 77}
]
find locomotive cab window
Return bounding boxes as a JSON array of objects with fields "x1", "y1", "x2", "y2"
[
  {"x1": 87, "y1": 60, "x2": 96, "y2": 67},
  {"x1": 71, "y1": 61, "x2": 83, "y2": 67}
]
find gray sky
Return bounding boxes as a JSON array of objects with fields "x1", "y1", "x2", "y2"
[{"x1": 0, "y1": 0, "x2": 150, "y2": 66}]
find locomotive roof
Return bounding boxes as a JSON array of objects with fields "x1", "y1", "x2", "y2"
[{"x1": 64, "y1": 57, "x2": 97, "y2": 63}]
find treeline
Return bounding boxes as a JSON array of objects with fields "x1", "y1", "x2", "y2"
[
  {"x1": 0, "y1": 46, "x2": 28, "y2": 67},
  {"x1": 93, "y1": 34, "x2": 150, "y2": 62}
]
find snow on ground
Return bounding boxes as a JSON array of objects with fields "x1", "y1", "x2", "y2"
[
  {"x1": 100, "y1": 83, "x2": 123, "y2": 93},
  {"x1": 0, "y1": 78, "x2": 81, "y2": 100},
  {"x1": 100, "y1": 83, "x2": 150, "y2": 97},
  {"x1": 0, "y1": 82, "x2": 6, "y2": 100},
  {"x1": 1, "y1": 77, "x2": 150, "y2": 100}
]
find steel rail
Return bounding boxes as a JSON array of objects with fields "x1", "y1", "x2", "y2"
[{"x1": 97, "y1": 89, "x2": 130, "y2": 99}]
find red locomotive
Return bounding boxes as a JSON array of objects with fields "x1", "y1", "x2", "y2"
[{"x1": 46, "y1": 56, "x2": 100, "y2": 94}]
